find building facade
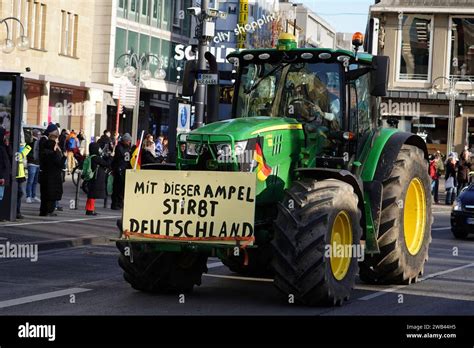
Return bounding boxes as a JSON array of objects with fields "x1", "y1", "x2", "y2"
[
  {"x1": 0, "y1": 0, "x2": 194, "y2": 141},
  {"x1": 279, "y1": 1, "x2": 336, "y2": 49},
  {"x1": 0, "y1": 0, "x2": 108, "y2": 142},
  {"x1": 97, "y1": 0, "x2": 193, "y2": 138},
  {"x1": 370, "y1": 0, "x2": 474, "y2": 155}
]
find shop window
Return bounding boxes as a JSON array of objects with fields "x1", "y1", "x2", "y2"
[
  {"x1": 398, "y1": 14, "x2": 432, "y2": 81},
  {"x1": 450, "y1": 17, "x2": 474, "y2": 78}
]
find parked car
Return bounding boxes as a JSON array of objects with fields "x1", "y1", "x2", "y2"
[{"x1": 451, "y1": 183, "x2": 474, "y2": 239}]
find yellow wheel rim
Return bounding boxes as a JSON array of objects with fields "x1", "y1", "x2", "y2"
[
  {"x1": 330, "y1": 211, "x2": 353, "y2": 281},
  {"x1": 403, "y1": 178, "x2": 426, "y2": 255}
]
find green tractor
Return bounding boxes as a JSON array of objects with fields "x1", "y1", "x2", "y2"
[{"x1": 116, "y1": 34, "x2": 432, "y2": 306}]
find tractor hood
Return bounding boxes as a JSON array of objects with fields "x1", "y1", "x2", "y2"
[{"x1": 188, "y1": 116, "x2": 303, "y2": 142}]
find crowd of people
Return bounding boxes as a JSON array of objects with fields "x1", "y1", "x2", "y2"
[
  {"x1": 429, "y1": 146, "x2": 473, "y2": 205},
  {"x1": 0, "y1": 123, "x2": 169, "y2": 219}
]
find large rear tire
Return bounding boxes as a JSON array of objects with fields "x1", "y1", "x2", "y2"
[
  {"x1": 272, "y1": 179, "x2": 362, "y2": 306},
  {"x1": 116, "y1": 241, "x2": 208, "y2": 293},
  {"x1": 359, "y1": 145, "x2": 432, "y2": 284}
]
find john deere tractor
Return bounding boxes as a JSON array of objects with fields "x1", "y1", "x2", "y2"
[{"x1": 116, "y1": 33, "x2": 432, "y2": 306}]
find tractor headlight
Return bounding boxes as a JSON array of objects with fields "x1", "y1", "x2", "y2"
[
  {"x1": 216, "y1": 141, "x2": 248, "y2": 157},
  {"x1": 453, "y1": 200, "x2": 463, "y2": 211}
]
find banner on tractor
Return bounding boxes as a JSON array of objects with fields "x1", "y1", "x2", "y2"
[{"x1": 122, "y1": 170, "x2": 256, "y2": 245}]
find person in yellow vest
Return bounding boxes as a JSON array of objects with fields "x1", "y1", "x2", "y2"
[{"x1": 16, "y1": 143, "x2": 31, "y2": 219}]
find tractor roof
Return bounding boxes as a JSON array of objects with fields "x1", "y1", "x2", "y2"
[{"x1": 227, "y1": 48, "x2": 374, "y2": 66}]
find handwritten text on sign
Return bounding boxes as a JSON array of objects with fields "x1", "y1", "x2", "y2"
[{"x1": 123, "y1": 170, "x2": 256, "y2": 244}]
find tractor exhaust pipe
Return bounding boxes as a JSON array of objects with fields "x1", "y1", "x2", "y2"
[{"x1": 205, "y1": 51, "x2": 219, "y2": 124}]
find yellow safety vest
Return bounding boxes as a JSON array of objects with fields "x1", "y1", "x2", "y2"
[{"x1": 16, "y1": 145, "x2": 31, "y2": 179}]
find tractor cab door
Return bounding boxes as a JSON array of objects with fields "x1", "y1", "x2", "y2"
[{"x1": 348, "y1": 70, "x2": 375, "y2": 159}]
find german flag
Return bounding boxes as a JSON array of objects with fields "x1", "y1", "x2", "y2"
[
  {"x1": 254, "y1": 137, "x2": 272, "y2": 181},
  {"x1": 130, "y1": 141, "x2": 141, "y2": 170}
]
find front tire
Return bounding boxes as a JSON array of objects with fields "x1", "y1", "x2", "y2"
[
  {"x1": 272, "y1": 179, "x2": 362, "y2": 306},
  {"x1": 359, "y1": 145, "x2": 432, "y2": 284},
  {"x1": 117, "y1": 241, "x2": 208, "y2": 293}
]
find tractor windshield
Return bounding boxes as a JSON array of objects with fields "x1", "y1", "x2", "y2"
[{"x1": 236, "y1": 61, "x2": 342, "y2": 124}]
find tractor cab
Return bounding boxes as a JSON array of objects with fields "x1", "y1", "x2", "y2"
[{"x1": 178, "y1": 33, "x2": 389, "y2": 176}]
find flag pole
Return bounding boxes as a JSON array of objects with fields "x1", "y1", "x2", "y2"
[{"x1": 115, "y1": 98, "x2": 121, "y2": 146}]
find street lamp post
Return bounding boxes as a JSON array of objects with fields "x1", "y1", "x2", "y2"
[
  {"x1": 0, "y1": 17, "x2": 30, "y2": 53},
  {"x1": 429, "y1": 76, "x2": 474, "y2": 154},
  {"x1": 112, "y1": 52, "x2": 166, "y2": 141}
]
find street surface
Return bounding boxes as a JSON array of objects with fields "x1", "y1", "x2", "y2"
[{"x1": 0, "y1": 178, "x2": 473, "y2": 315}]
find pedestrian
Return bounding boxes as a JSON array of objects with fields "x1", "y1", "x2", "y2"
[
  {"x1": 84, "y1": 142, "x2": 111, "y2": 216},
  {"x1": 111, "y1": 133, "x2": 132, "y2": 210},
  {"x1": 15, "y1": 142, "x2": 31, "y2": 219},
  {"x1": 141, "y1": 139, "x2": 160, "y2": 165},
  {"x1": 155, "y1": 134, "x2": 164, "y2": 157},
  {"x1": 97, "y1": 130, "x2": 114, "y2": 156},
  {"x1": 445, "y1": 153, "x2": 458, "y2": 205},
  {"x1": 58, "y1": 129, "x2": 68, "y2": 154},
  {"x1": 65, "y1": 130, "x2": 79, "y2": 174},
  {"x1": 39, "y1": 124, "x2": 65, "y2": 216},
  {"x1": 77, "y1": 129, "x2": 86, "y2": 156},
  {"x1": 26, "y1": 129, "x2": 41, "y2": 204},
  {"x1": 429, "y1": 154, "x2": 439, "y2": 204},
  {"x1": 457, "y1": 148, "x2": 471, "y2": 192},
  {"x1": 39, "y1": 138, "x2": 65, "y2": 216},
  {"x1": 161, "y1": 136, "x2": 169, "y2": 162},
  {"x1": 0, "y1": 127, "x2": 11, "y2": 220}
]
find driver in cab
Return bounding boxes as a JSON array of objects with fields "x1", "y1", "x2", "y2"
[{"x1": 292, "y1": 72, "x2": 340, "y2": 132}]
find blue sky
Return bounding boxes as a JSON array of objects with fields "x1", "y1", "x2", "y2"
[{"x1": 300, "y1": 0, "x2": 373, "y2": 33}]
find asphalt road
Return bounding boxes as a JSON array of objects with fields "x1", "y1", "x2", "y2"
[{"x1": 0, "y1": 206, "x2": 473, "y2": 315}]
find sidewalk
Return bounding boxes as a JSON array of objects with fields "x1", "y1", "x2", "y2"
[{"x1": 0, "y1": 175, "x2": 121, "y2": 251}]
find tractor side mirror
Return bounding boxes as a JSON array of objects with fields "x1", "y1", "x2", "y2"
[
  {"x1": 182, "y1": 60, "x2": 198, "y2": 97},
  {"x1": 371, "y1": 56, "x2": 389, "y2": 97}
]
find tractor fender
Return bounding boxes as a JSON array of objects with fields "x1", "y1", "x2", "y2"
[
  {"x1": 373, "y1": 131, "x2": 429, "y2": 182},
  {"x1": 296, "y1": 168, "x2": 366, "y2": 232}
]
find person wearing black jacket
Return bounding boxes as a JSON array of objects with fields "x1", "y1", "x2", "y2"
[
  {"x1": 97, "y1": 130, "x2": 114, "y2": 156},
  {"x1": 111, "y1": 133, "x2": 132, "y2": 210},
  {"x1": 141, "y1": 139, "x2": 160, "y2": 166},
  {"x1": 445, "y1": 155, "x2": 458, "y2": 205},
  {"x1": 39, "y1": 138, "x2": 65, "y2": 216},
  {"x1": 85, "y1": 142, "x2": 111, "y2": 215},
  {"x1": 0, "y1": 127, "x2": 11, "y2": 217},
  {"x1": 26, "y1": 129, "x2": 41, "y2": 203}
]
